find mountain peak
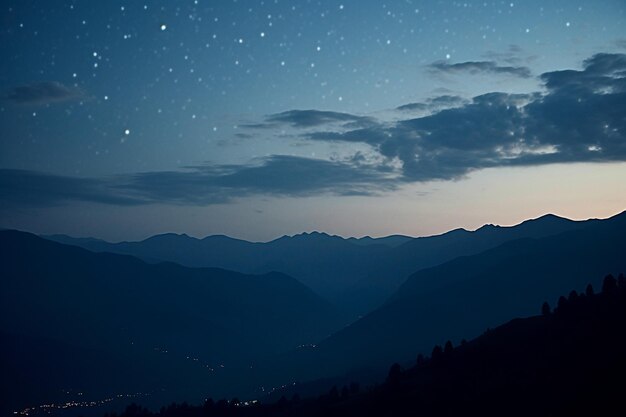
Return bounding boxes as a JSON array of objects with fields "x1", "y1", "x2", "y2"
[
  {"x1": 280, "y1": 231, "x2": 334, "y2": 239},
  {"x1": 307, "y1": 231, "x2": 330, "y2": 236},
  {"x1": 200, "y1": 234, "x2": 248, "y2": 243},
  {"x1": 142, "y1": 232, "x2": 195, "y2": 243},
  {"x1": 475, "y1": 213, "x2": 573, "y2": 233},
  {"x1": 476, "y1": 223, "x2": 500, "y2": 230},
  {"x1": 529, "y1": 213, "x2": 570, "y2": 222}
]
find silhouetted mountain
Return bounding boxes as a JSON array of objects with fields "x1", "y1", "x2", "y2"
[
  {"x1": 345, "y1": 234, "x2": 412, "y2": 247},
  {"x1": 45, "y1": 231, "x2": 393, "y2": 316},
  {"x1": 45, "y1": 212, "x2": 606, "y2": 316},
  {"x1": 0, "y1": 231, "x2": 341, "y2": 415},
  {"x1": 349, "y1": 212, "x2": 588, "y2": 297},
  {"x1": 296, "y1": 211, "x2": 626, "y2": 380},
  {"x1": 98, "y1": 276, "x2": 626, "y2": 417}
]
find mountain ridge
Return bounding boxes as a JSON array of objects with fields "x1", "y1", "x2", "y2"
[{"x1": 42, "y1": 211, "x2": 622, "y2": 317}]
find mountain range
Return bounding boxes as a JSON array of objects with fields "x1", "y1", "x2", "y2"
[
  {"x1": 3, "y1": 210, "x2": 626, "y2": 415},
  {"x1": 45, "y1": 212, "x2": 606, "y2": 316}
]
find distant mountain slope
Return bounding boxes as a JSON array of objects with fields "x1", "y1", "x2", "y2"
[
  {"x1": 96, "y1": 277, "x2": 626, "y2": 417},
  {"x1": 44, "y1": 213, "x2": 610, "y2": 316},
  {"x1": 44, "y1": 231, "x2": 393, "y2": 313},
  {"x1": 264, "y1": 211, "x2": 626, "y2": 384},
  {"x1": 358, "y1": 213, "x2": 588, "y2": 289},
  {"x1": 335, "y1": 213, "x2": 595, "y2": 313},
  {"x1": 0, "y1": 230, "x2": 341, "y2": 413}
]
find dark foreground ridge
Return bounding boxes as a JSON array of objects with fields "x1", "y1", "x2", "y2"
[{"x1": 108, "y1": 273, "x2": 626, "y2": 417}]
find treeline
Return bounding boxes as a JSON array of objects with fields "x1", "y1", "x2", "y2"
[{"x1": 106, "y1": 273, "x2": 626, "y2": 417}]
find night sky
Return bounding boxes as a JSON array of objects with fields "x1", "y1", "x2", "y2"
[{"x1": 1, "y1": 0, "x2": 625, "y2": 241}]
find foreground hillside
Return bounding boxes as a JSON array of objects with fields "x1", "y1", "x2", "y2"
[
  {"x1": 107, "y1": 274, "x2": 626, "y2": 417},
  {"x1": 0, "y1": 231, "x2": 341, "y2": 415}
]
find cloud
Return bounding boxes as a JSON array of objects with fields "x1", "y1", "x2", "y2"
[
  {"x1": 121, "y1": 155, "x2": 396, "y2": 203},
  {"x1": 0, "y1": 170, "x2": 142, "y2": 207},
  {"x1": 244, "y1": 109, "x2": 375, "y2": 129},
  {"x1": 5, "y1": 81, "x2": 83, "y2": 105},
  {"x1": 395, "y1": 102, "x2": 428, "y2": 112},
  {"x1": 234, "y1": 133, "x2": 254, "y2": 139},
  {"x1": 3, "y1": 52, "x2": 625, "y2": 207},
  {"x1": 303, "y1": 53, "x2": 626, "y2": 181},
  {"x1": 0, "y1": 156, "x2": 397, "y2": 207},
  {"x1": 429, "y1": 60, "x2": 532, "y2": 78},
  {"x1": 396, "y1": 95, "x2": 468, "y2": 112},
  {"x1": 482, "y1": 44, "x2": 527, "y2": 65}
]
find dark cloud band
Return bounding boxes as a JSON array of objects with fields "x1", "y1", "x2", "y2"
[
  {"x1": 244, "y1": 109, "x2": 376, "y2": 129},
  {"x1": 5, "y1": 81, "x2": 83, "y2": 105},
  {"x1": 0, "y1": 156, "x2": 396, "y2": 207},
  {"x1": 429, "y1": 60, "x2": 532, "y2": 78}
]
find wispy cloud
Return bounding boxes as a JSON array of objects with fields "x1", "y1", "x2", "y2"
[
  {"x1": 0, "y1": 170, "x2": 141, "y2": 206},
  {"x1": 5, "y1": 81, "x2": 84, "y2": 105},
  {"x1": 429, "y1": 60, "x2": 532, "y2": 78},
  {"x1": 396, "y1": 95, "x2": 468, "y2": 112},
  {"x1": 482, "y1": 44, "x2": 528, "y2": 65},
  {"x1": 0, "y1": 156, "x2": 397, "y2": 207},
  {"x1": 244, "y1": 109, "x2": 376, "y2": 129}
]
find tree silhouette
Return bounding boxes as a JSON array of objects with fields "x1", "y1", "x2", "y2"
[
  {"x1": 387, "y1": 362, "x2": 403, "y2": 385},
  {"x1": 444, "y1": 340, "x2": 454, "y2": 354},
  {"x1": 603, "y1": 274, "x2": 617, "y2": 293},
  {"x1": 586, "y1": 283, "x2": 594, "y2": 296},
  {"x1": 568, "y1": 290, "x2": 579, "y2": 302},
  {"x1": 618, "y1": 273, "x2": 626, "y2": 288},
  {"x1": 276, "y1": 396, "x2": 288, "y2": 407},
  {"x1": 416, "y1": 353, "x2": 426, "y2": 366},
  {"x1": 542, "y1": 301, "x2": 551, "y2": 316},
  {"x1": 215, "y1": 399, "x2": 228, "y2": 410},
  {"x1": 431, "y1": 345, "x2": 443, "y2": 361},
  {"x1": 203, "y1": 398, "x2": 214, "y2": 414},
  {"x1": 122, "y1": 403, "x2": 149, "y2": 417},
  {"x1": 328, "y1": 385, "x2": 339, "y2": 401},
  {"x1": 349, "y1": 382, "x2": 360, "y2": 395}
]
